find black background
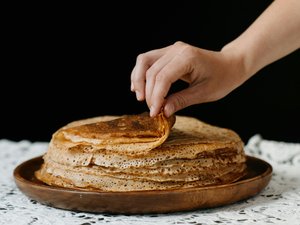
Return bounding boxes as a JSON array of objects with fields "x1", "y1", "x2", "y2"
[{"x1": 2, "y1": 1, "x2": 299, "y2": 143}]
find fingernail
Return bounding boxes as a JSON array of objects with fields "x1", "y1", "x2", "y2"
[
  {"x1": 136, "y1": 91, "x2": 142, "y2": 101},
  {"x1": 164, "y1": 104, "x2": 174, "y2": 117}
]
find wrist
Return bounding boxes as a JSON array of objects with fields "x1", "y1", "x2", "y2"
[{"x1": 221, "y1": 41, "x2": 256, "y2": 84}]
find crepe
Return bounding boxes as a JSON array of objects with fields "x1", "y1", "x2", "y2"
[
  {"x1": 35, "y1": 113, "x2": 247, "y2": 192},
  {"x1": 57, "y1": 112, "x2": 175, "y2": 155}
]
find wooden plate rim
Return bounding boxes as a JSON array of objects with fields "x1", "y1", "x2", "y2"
[{"x1": 13, "y1": 155, "x2": 273, "y2": 214}]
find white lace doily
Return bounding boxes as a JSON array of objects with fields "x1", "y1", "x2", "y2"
[{"x1": 1, "y1": 135, "x2": 300, "y2": 225}]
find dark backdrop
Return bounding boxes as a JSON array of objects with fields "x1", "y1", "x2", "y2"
[{"x1": 2, "y1": 1, "x2": 300, "y2": 143}]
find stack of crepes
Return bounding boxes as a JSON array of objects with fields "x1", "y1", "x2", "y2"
[{"x1": 35, "y1": 112, "x2": 247, "y2": 192}]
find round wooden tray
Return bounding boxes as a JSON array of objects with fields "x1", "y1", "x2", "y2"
[{"x1": 14, "y1": 155, "x2": 272, "y2": 214}]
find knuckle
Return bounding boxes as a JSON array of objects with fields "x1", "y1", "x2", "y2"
[
  {"x1": 173, "y1": 94, "x2": 187, "y2": 110},
  {"x1": 155, "y1": 73, "x2": 165, "y2": 82},
  {"x1": 136, "y1": 53, "x2": 148, "y2": 64},
  {"x1": 130, "y1": 73, "x2": 135, "y2": 82},
  {"x1": 155, "y1": 72, "x2": 172, "y2": 91},
  {"x1": 173, "y1": 41, "x2": 186, "y2": 47},
  {"x1": 145, "y1": 69, "x2": 153, "y2": 80},
  {"x1": 173, "y1": 41, "x2": 190, "y2": 51},
  {"x1": 146, "y1": 64, "x2": 161, "y2": 80},
  {"x1": 131, "y1": 74, "x2": 140, "y2": 83},
  {"x1": 155, "y1": 72, "x2": 170, "y2": 87},
  {"x1": 182, "y1": 45, "x2": 196, "y2": 57},
  {"x1": 173, "y1": 42, "x2": 196, "y2": 59}
]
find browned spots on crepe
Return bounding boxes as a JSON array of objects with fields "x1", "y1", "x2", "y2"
[{"x1": 35, "y1": 113, "x2": 247, "y2": 192}]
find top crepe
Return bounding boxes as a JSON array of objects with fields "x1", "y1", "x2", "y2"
[{"x1": 56, "y1": 112, "x2": 176, "y2": 155}]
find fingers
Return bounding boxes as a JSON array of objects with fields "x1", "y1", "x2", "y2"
[
  {"x1": 145, "y1": 48, "x2": 178, "y2": 109},
  {"x1": 149, "y1": 53, "x2": 192, "y2": 116},
  {"x1": 130, "y1": 67, "x2": 136, "y2": 92},
  {"x1": 131, "y1": 47, "x2": 168, "y2": 101},
  {"x1": 164, "y1": 85, "x2": 203, "y2": 117},
  {"x1": 131, "y1": 41, "x2": 198, "y2": 117}
]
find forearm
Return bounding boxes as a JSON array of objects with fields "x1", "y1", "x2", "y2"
[{"x1": 222, "y1": 0, "x2": 300, "y2": 80}]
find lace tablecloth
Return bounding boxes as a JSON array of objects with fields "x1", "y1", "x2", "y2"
[{"x1": 0, "y1": 135, "x2": 299, "y2": 225}]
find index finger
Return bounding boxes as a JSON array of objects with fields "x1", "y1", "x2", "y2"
[
  {"x1": 131, "y1": 47, "x2": 169, "y2": 101},
  {"x1": 150, "y1": 53, "x2": 192, "y2": 117}
]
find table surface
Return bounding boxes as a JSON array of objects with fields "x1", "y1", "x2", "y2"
[{"x1": 1, "y1": 135, "x2": 300, "y2": 225}]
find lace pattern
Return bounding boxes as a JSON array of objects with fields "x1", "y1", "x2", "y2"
[{"x1": 0, "y1": 135, "x2": 299, "y2": 225}]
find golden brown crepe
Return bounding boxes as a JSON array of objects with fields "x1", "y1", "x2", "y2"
[
  {"x1": 57, "y1": 112, "x2": 175, "y2": 155},
  {"x1": 35, "y1": 113, "x2": 247, "y2": 192}
]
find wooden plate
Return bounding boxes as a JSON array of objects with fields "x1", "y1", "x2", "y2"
[{"x1": 14, "y1": 155, "x2": 272, "y2": 214}]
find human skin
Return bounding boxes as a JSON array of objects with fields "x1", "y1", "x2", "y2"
[{"x1": 130, "y1": 0, "x2": 300, "y2": 117}]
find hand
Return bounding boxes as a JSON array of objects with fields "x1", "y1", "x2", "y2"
[{"x1": 130, "y1": 41, "x2": 247, "y2": 117}]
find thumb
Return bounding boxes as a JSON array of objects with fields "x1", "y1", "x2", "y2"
[{"x1": 164, "y1": 88, "x2": 199, "y2": 117}]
